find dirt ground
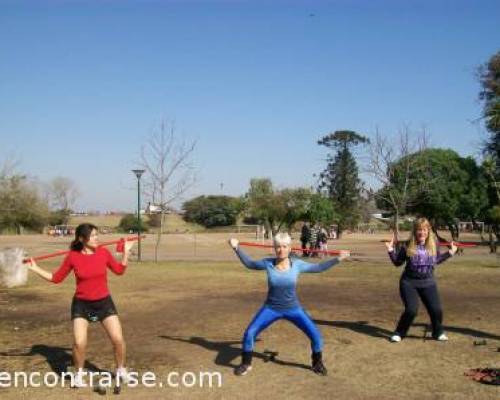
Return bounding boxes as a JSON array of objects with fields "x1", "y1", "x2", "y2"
[{"x1": 0, "y1": 232, "x2": 499, "y2": 399}]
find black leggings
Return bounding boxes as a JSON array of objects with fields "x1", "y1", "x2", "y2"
[{"x1": 395, "y1": 278, "x2": 444, "y2": 338}]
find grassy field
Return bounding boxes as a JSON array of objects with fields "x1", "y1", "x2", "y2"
[
  {"x1": 0, "y1": 232, "x2": 499, "y2": 399},
  {"x1": 69, "y1": 213, "x2": 206, "y2": 234}
]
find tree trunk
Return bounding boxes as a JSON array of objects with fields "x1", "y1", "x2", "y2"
[
  {"x1": 494, "y1": 225, "x2": 499, "y2": 254},
  {"x1": 393, "y1": 209, "x2": 400, "y2": 240},
  {"x1": 337, "y1": 222, "x2": 343, "y2": 239},
  {"x1": 154, "y1": 211, "x2": 166, "y2": 263},
  {"x1": 489, "y1": 225, "x2": 498, "y2": 253}
]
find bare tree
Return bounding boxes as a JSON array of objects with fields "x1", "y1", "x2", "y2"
[
  {"x1": 365, "y1": 126, "x2": 429, "y2": 238},
  {"x1": 0, "y1": 155, "x2": 21, "y2": 180},
  {"x1": 140, "y1": 120, "x2": 197, "y2": 262},
  {"x1": 48, "y1": 177, "x2": 80, "y2": 211},
  {"x1": 0, "y1": 156, "x2": 21, "y2": 219}
]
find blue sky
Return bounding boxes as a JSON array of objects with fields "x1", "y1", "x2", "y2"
[{"x1": 0, "y1": 0, "x2": 498, "y2": 211}]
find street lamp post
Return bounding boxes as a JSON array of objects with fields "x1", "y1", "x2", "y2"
[{"x1": 132, "y1": 169, "x2": 145, "y2": 262}]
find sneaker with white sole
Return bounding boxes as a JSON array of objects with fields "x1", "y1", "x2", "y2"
[
  {"x1": 436, "y1": 333, "x2": 448, "y2": 341},
  {"x1": 116, "y1": 367, "x2": 134, "y2": 384},
  {"x1": 390, "y1": 334, "x2": 402, "y2": 342},
  {"x1": 72, "y1": 371, "x2": 87, "y2": 388}
]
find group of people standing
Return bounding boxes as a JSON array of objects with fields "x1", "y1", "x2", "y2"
[
  {"x1": 300, "y1": 222, "x2": 332, "y2": 257},
  {"x1": 25, "y1": 217, "x2": 458, "y2": 386}
]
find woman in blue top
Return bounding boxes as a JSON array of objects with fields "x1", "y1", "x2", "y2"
[
  {"x1": 385, "y1": 217, "x2": 457, "y2": 343},
  {"x1": 229, "y1": 232, "x2": 350, "y2": 376}
]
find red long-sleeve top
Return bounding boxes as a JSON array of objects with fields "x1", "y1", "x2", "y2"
[{"x1": 51, "y1": 247, "x2": 126, "y2": 300}]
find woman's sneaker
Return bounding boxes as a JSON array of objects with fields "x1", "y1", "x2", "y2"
[
  {"x1": 436, "y1": 333, "x2": 448, "y2": 341},
  {"x1": 234, "y1": 363, "x2": 252, "y2": 376},
  {"x1": 72, "y1": 371, "x2": 87, "y2": 388},
  {"x1": 116, "y1": 367, "x2": 134, "y2": 384},
  {"x1": 390, "y1": 334, "x2": 402, "y2": 342}
]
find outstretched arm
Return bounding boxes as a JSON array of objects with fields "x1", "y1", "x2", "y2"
[
  {"x1": 298, "y1": 250, "x2": 349, "y2": 273},
  {"x1": 26, "y1": 259, "x2": 54, "y2": 282},
  {"x1": 436, "y1": 242, "x2": 457, "y2": 264},
  {"x1": 27, "y1": 254, "x2": 73, "y2": 283},
  {"x1": 228, "y1": 238, "x2": 267, "y2": 270}
]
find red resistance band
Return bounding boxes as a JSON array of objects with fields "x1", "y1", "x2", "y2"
[
  {"x1": 381, "y1": 240, "x2": 478, "y2": 248},
  {"x1": 23, "y1": 235, "x2": 145, "y2": 264},
  {"x1": 238, "y1": 241, "x2": 344, "y2": 256}
]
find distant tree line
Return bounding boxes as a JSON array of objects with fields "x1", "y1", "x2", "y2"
[
  {"x1": 1, "y1": 51, "x2": 498, "y2": 252},
  {"x1": 178, "y1": 50, "x2": 499, "y2": 251},
  {"x1": 0, "y1": 160, "x2": 79, "y2": 234}
]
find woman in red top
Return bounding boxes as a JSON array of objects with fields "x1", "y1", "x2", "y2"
[{"x1": 28, "y1": 223, "x2": 135, "y2": 387}]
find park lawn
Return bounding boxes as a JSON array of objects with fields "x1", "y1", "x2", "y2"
[{"x1": 0, "y1": 234, "x2": 499, "y2": 399}]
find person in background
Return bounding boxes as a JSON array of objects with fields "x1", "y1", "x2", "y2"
[{"x1": 300, "y1": 222, "x2": 311, "y2": 257}]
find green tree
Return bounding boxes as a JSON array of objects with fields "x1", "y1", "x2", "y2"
[
  {"x1": 245, "y1": 179, "x2": 313, "y2": 235},
  {"x1": 0, "y1": 173, "x2": 49, "y2": 234},
  {"x1": 482, "y1": 158, "x2": 500, "y2": 251},
  {"x1": 478, "y1": 51, "x2": 500, "y2": 250},
  {"x1": 276, "y1": 187, "x2": 311, "y2": 231},
  {"x1": 456, "y1": 157, "x2": 490, "y2": 225},
  {"x1": 118, "y1": 214, "x2": 149, "y2": 233},
  {"x1": 380, "y1": 149, "x2": 489, "y2": 240},
  {"x1": 245, "y1": 178, "x2": 279, "y2": 236},
  {"x1": 305, "y1": 192, "x2": 337, "y2": 225},
  {"x1": 317, "y1": 130, "x2": 369, "y2": 236},
  {"x1": 182, "y1": 195, "x2": 242, "y2": 228},
  {"x1": 47, "y1": 209, "x2": 72, "y2": 226},
  {"x1": 478, "y1": 51, "x2": 500, "y2": 166}
]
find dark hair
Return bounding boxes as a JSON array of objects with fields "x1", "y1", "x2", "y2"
[{"x1": 70, "y1": 223, "x2": 98, "y2": 251}]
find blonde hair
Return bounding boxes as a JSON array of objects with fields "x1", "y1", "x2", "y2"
[
  {"x1": 273, "y1": 232, "x2": 291, "y2": 247},
  {"x1": 407, "y1": 217, "x2": 437, "y2": 257}
]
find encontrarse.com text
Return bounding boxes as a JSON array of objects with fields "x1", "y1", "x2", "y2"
[{"x1": 0, "y1": 370, "x2": 223, "y2": 389}]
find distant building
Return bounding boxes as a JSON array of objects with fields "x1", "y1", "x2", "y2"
[{"x1": 144, "y1": 202, "x2": 176, "y2": 215}]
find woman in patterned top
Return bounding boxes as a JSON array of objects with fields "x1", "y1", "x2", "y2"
[{"x1": 385, "y1": 217, "x2": 457, "y2": 342}]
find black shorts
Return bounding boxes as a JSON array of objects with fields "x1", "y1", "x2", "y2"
[{"x1": 71, "y1": 295, "x2": 118, "y2": 323}]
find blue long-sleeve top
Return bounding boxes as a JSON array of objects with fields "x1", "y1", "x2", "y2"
[
  {"x1": 388, "y1": 245, "x2": 451, "y2": 282},
  {"x1": 233, "y1": 247, "x2": 340, "y2": 311}
]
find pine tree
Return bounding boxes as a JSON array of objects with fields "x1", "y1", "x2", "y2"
[{"x1": 317, "y1": 130, "x2": 369, "y2": 237}]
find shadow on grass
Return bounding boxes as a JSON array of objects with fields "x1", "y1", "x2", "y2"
[
  {"x1": 413, "y1": 323, "x2": 500, "y2": 340},
  {"x1": 158, "y1": 335, "x2": 310, "y2": 371},
  {"x1": 0, "y1": 344, "x2": 109, "y2": 376},
  {"x1": 314, "y1": 320, "x2": 500, "y2": 341},
  {"x1": 314, "y1": 320, "x2": 394, "y2": 339}
]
